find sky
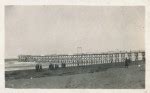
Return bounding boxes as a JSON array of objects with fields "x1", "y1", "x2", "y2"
[{"x1": 5, "y1": 6, "x2": 145, "y2": 58}]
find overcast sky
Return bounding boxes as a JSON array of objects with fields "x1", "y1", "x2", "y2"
[{"x1": 5, "y1": 6, "x2": 145, "y2": 58}]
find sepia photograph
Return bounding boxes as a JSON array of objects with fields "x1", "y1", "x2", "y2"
[{"x1": 5, "y1": 5, "x2": 145, "y2": 89}]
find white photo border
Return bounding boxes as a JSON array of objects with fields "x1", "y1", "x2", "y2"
[{"x1": 0, "y1": 0, "x2": 150, "y2": 93}]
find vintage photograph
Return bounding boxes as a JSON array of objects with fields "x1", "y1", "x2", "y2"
[{"x1": 5, "y1": 5, "x2": 145, "y2": 89}]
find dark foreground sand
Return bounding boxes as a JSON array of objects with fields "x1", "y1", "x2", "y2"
[{"x1": 5, "y1": 62, "x2": 145, "y2": 89}]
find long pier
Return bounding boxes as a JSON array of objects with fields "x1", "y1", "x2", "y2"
[{"x1": 18, "y1": 50, "x2": 145, "y2": 67}]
